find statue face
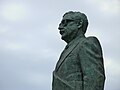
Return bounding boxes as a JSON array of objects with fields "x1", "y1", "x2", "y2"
[{"x1": 58, "y1": 15, "x2": 79, "y2": 42}]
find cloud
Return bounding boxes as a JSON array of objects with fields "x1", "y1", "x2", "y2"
[
  {"x1": 0, "y1": 0, "x2": 120, "y2": 90},
  {"x1": 104, "y1": 57, "x2": 120, "y2": 90},
  {"x1": 86, "y1": 0, "x2": 120, "y2": 14},
  {"x1": 0, "y1": 1, "x2": 30, "y2": 22}
]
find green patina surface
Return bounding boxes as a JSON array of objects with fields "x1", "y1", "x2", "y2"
[{"x1": 52, "y1": 11, "x2": 105, "y2": 90}]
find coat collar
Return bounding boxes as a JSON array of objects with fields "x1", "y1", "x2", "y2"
[{"x1": 55, "y1": 35, "x2": 85, "y2": 71}]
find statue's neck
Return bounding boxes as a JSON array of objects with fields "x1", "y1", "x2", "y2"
[{"x1": 65, "y1": 34, "x2": 85, "y2": 44}]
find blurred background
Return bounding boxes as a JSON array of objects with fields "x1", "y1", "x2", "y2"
[{"x1": 0, "y1": 0, "x2": 120, "y2": 90}]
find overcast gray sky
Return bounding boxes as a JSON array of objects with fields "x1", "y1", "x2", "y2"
[{"x1": 0, "y1": 0, "x2": 120, "y2": 90}]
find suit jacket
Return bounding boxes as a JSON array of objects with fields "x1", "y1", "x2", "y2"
[{"x1": 52, "y1": 36, "x2": 105, "y2": 90}]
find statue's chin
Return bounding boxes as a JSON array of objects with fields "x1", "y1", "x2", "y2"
[
  {"x1": 61, "y1": 36, "x2": 66, "y2": 41},
  {"x1": 61, "y1": 36, "x2": 69, "y2": 43}
]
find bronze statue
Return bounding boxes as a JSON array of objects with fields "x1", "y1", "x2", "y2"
[{"x1": 52, "y1": 11, "x2": 106, "y2": 90}]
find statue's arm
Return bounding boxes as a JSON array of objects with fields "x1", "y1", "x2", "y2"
[{"x1": 78, "y1": 37, "x2": 105, "y2": 90}]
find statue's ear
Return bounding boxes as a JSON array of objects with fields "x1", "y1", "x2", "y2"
[{"x1": 77, "y1": 20, "x2": 83, "y2": 29}]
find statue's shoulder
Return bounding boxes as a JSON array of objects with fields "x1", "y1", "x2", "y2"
[
  {"x1": 86, "y1": 36, "x2": 102, "y2": 51},
  {"x1": 87, "y1": 36, "x2": 100, "y2": 43},
  {"x1": 78, "y1": 36, "x2": 102, "y2": 54},
  {"x1": 82, "y1": 36, "x2": 101, "y2": 47}
]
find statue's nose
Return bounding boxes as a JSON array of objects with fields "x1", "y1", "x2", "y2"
[{"x1": 58, "y1": 24, "x2": 64, "y2": 30}]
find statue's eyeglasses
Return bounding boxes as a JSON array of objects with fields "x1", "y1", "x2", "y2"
[
  {"x1": 61, "y1": 19, "x2": 74, "y2": 25},
  {"x1": 60, "y1": 19, "x2": 76, "y2": 27}
]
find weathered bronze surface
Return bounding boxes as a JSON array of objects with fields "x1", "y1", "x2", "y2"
[{"x1": 52, "y1": 11, "x2": 105, "y2": 90}]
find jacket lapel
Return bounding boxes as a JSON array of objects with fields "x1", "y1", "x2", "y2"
[{"x1": 56, "y1": 37, "x2": 85, "y2": 71}]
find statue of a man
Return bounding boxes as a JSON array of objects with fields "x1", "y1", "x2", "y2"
[{"x1": 52, "y1": 11, "x2": 106, "y2": 90}]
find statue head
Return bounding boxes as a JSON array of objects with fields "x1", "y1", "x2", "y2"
[{"x1": 58, "y1": 11, "x2": 88, "y2": 43}]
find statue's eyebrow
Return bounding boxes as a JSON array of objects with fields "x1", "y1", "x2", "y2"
[{"x1": 61, "y1": 19, "x2": 74, "y2": 24}]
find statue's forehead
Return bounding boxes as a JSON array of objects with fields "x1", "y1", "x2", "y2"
[
  {"x1": 62, "y1": 14, "x2": 75, "y2": 20},
  {"x1": 62, "y1": 14, "x2": 81, "y2": 21}
]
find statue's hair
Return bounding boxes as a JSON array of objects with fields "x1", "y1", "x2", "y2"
[{"x1": 63, "y1": 11, "x2": 88, "y2": 34}]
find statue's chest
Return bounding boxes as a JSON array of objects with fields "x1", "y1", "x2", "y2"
[{"x1": 57, "y1": 47, "x2": 81, "y2": 75}]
